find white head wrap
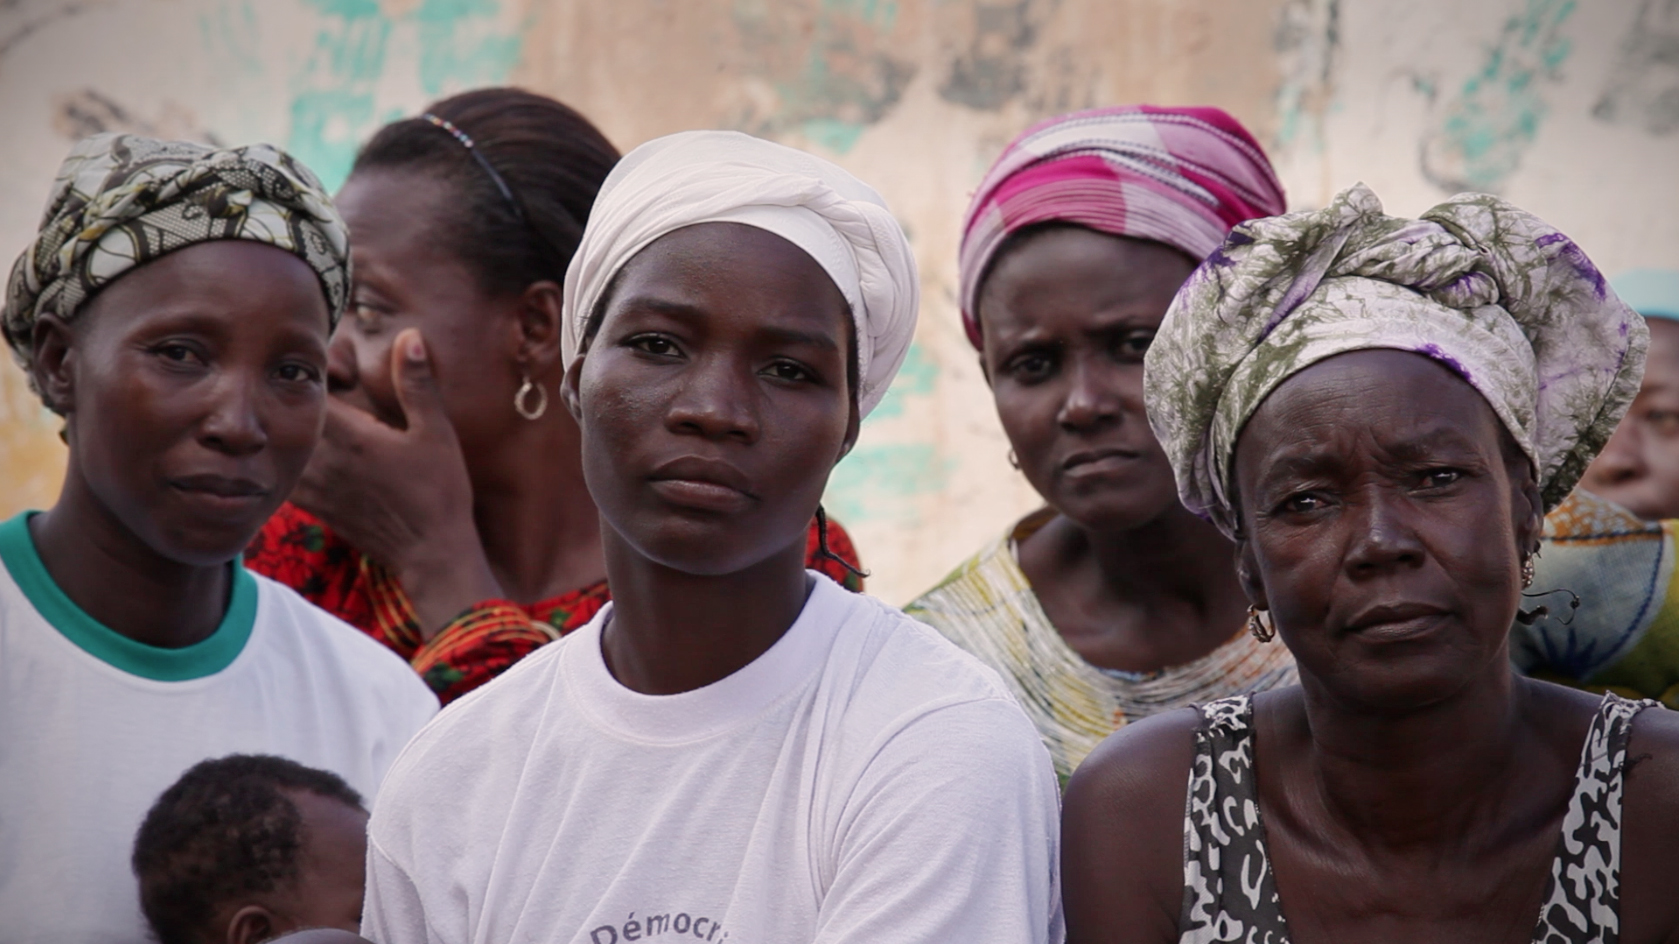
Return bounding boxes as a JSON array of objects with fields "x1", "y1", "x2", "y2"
[{"x1": 561, "y1": 130, "x2": 919, "y2": 418}]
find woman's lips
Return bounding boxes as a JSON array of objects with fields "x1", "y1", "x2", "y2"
[
  {"x1": 647, "y1": 456, "x2": 756, "y2": 513},
  {"x1": 1061, "y1": 447, "x2": 1142, "y2": 476},
  {"x1": 168, "y1": 475, "x2": 271, "y2": 514},
  {"x1": 1344, "y1": 602, "x2": 1452, "y2": 642},
  {"x1": 648, "y1": 478, "x2": 756, "y2": 513}
]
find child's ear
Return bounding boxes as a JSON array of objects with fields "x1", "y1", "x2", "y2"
[{"x1": 225, "y1": 904, "x2": 278, "y2": 944}]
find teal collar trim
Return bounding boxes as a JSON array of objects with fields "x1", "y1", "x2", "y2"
[{"x1": 0, "y1": 512, "x2": 257, "y2": 681}]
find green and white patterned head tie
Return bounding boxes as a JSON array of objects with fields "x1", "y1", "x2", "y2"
[
  {"x1": 2, "y1": 133, "x2": 351, "y2": 393},
  {"x1": 1143, "y1": 182, "x2": 1647, "y2": 538}
]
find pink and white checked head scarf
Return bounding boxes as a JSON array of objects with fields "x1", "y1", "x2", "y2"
[{"x1": 958, "y1": 105, "x2": 1286, "y2": 349}]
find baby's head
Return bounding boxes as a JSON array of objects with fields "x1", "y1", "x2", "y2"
[{"x1": 132, "y1": 755, "x2": 368, "y2": 944}]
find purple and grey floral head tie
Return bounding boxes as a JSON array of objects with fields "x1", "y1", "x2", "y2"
[{"x1": 1143, "y1": 182, "x2": 1647, "y2": 536}]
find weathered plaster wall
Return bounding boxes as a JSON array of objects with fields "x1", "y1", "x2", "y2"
[{"x1": 1, "y1": 0, "x2": 1675, "y2": 604}]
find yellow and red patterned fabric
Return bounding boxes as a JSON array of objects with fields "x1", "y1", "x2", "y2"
[{"x1": 246, "y1": 503, "x2": 863, "y2": 704}]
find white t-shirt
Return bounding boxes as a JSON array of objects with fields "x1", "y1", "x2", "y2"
[
  {"x1": 365, "y1": 574, "x2": 1063, "y2": 944},
  {"x1": 0, "y1": 513, "x2": 439, "y2": 944}
]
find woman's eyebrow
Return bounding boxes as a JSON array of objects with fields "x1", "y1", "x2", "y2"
[{"x1": 756, "y1": 324, "x2": 839, "y2": 351}]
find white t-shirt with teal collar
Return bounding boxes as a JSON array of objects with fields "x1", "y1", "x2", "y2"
[{"x1": 0, "y1": 512, "x2": 439, "y2": 944}]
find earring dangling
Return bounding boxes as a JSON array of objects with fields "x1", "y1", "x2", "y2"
[
  {"x1": 1521, "y1": 555, "x2": 1536, "y2": 590},
  {"x1": 1246, "y1": 604, "x2": 1276, "y2": 643},
  {"x1": 514, "y1": 373, "x2": 548, "y2": 421},
  {"x1": 1007, "y1": 449, "x2": 1020, "y2": 470}
]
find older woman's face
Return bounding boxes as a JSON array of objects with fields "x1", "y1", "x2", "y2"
[
  {"x1": 569, "y1": 222, "x2": 856, "y2": 575},
  {"x1": 1233, "y1": 350, "x2": 1541, "y2": 708},
  {"x1": 980, "y1": 228, "x2": 1197, "y2": 531}
]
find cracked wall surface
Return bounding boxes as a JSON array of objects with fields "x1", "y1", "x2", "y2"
[{"x1": 1, "y1": 0, "x2": 1675, "y2": 604}]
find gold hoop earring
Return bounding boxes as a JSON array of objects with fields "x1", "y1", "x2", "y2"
[
  {"x1": 1247, "y1": 604, "x2": 1276, "y2": 643},
  {"x1": 514, "y1": 374, "x2": 548, "y2": 421}
]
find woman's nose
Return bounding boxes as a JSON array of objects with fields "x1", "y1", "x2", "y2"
[
  {"x1": 199, "y1": 375, "x2": 268, "y2": 456},
  {"x1": 1343, "y1": 491, "x2": 1426, "y2": 577},
  {"x1": 664, "y1": 359, "x2": 761, "y2": 443},
  {"x1": 1057, "y1": 360, "x2": 1126, "y2": 431}
]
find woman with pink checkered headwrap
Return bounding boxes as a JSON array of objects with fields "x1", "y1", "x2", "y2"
[{"x1": 904, "y1": 105, "x2": 1295, "y2": 782}]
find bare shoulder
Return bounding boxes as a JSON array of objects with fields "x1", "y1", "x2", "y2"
[
  {"x1": 1614, "y1": 703, "x2": 1679, "y2": 944},
  {"x1": 1062, "y1": 706, "x2": 1201, "y2": 944}
]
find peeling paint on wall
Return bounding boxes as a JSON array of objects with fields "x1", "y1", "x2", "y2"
[
  {"x1": 1272, "y1": 0, "x2": 1337, "y2": 154},
  {"x1": 730, "y1": 0, "x2": 916, "y2": 153},
  {"x1": 1419, "y1": 0, "x2": 1577, "y2": 193},
  {"x1": 938, "y1": 0, "x2": 1051, "y2": 110},
  {"x1": 277, "y1": 0, "x2": 526, "y2": 188},
  {"x1": 1594, "y1": 0, "x2": 1679, "y2": 135}
]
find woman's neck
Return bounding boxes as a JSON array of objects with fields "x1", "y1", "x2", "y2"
[
  {"x1": 466, "y1": 413, "x2": 605, "y2": 605},
  {"x1": 31, "y1": 472, "x2": 230, "y2": 649},
  {"x1": 1020, "y1": 501, "x2": 1250, "y2": 672},
  {"x1": 597, "y1": 530, "x2": 811, "y2": 695},
  {"x1": 1286, "y1": 666, "x2": 1551, "y2": 851}
]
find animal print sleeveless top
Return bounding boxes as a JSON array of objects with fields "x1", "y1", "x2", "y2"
[{"x1": 1179, "y1": 692, "x2": 1654, "y2": 944}]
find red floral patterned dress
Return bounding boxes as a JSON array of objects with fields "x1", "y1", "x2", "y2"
[{"x1": 245, "y1": 503, "x2": 864, "y2": 705}]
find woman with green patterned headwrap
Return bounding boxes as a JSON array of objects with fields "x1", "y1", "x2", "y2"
[
  {"x1": 1062, "y1": 184, "x2": 1679, "y2": 944},
  {"x1": 0, "y1": 133, "x2": 436, "y2": 944}
]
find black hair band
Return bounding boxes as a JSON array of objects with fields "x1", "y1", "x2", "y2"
[{"x1": 421, "y1": 112, "x2": 527, "y2": 224}]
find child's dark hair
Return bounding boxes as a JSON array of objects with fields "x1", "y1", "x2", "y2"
[
  {"x1": 351, "y1": 86, "x2": 620, "y2": 297},
  {"x1": 131, "y1": 754, "x2": 365, "y2": 944}
]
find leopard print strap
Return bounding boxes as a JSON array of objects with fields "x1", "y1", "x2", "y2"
[
  {"x1": 1532, "y1": 692, "x2": 1657, "y2": 944},
  {"x1": 1178, "y1": 695, "x2": 1290, "y2": 944}
]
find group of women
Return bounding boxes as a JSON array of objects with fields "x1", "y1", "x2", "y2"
[{"x1": 4, "y1": 81, "x2": 1679, "y2": 944}]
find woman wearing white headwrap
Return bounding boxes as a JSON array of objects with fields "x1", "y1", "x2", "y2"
[
  {"x1": 1062, "y1": 184, "x2": 1679, "y2": 944},
  {"x1": 362, "y1": 131, "x2": 1062, "y2": 944}
]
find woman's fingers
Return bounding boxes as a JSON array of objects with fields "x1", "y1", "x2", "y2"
[{"x1": 389, "y1": 327, "x2": 451, "y2": 442}]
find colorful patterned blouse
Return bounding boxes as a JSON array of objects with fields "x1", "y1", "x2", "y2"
[
  {"x1": 1515, "y1": 489, "x2": 1679, "y2": 708},
  {"x1": 903, "y1": 509, "x2": 1298, "y2": 783},
  {"x1": 246, "y1": 503, "x2": 864, "y2": 705}
]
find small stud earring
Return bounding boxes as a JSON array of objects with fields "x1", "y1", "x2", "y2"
[{"x1": 1247, "y1": 604, "x2": 1276, "y2": 643}]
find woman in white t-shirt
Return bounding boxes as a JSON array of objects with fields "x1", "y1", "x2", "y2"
[
  {"x1": 0, "y1": 134, "x2": 437, "y2": 944},
  {"x1": 363, "y1": 131, "x2": 1063, "y2": 944}
]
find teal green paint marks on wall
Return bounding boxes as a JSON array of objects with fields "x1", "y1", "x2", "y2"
[
  {"x1": 1420, "y1": 0, "x2": 1576, "y2": 193},
  {"x1": 828, "y1": 343, "x2": 942, "y2": 522},
  {"x1": 864, "y1": 342, "x2": 937, "y2": 422},
  {"x1": 802, "y1": 117, "x2": 867, "y2": 153},
  {"x1": 825, "y1": 443, "x2": 953, "y2": 525},
  {"x1": 269, "y1": 0, "x2": 525, "y2": 191},
  {"x1": 414, "y1": 0, "x2": 524, "y2": 95}
]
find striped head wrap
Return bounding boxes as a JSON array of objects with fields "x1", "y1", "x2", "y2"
[
  {"x1": 4, "y1": 133, "x2": 350, "y2": 386},
  {"x1": 957, "y1": 105, "x2": 1286, "y2": 349}
]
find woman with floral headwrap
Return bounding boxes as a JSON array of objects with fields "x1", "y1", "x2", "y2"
[
  {"x1": 0, "y1": 134, "x2": 436, "y2": 944},
  {"x1": 904, "y1": 106, "x2": 1297, "y2": 782},
  {"x1": 1062, "y1": 184, "x2": 1679, "y2": 944},
  {"x1": 363, "y1": 130, "x2": 1060, "y2": 944}
]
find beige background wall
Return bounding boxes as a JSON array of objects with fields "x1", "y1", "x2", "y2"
[{"x1": 2, "y1": 0, "x2": 1676, "y2": 604}]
